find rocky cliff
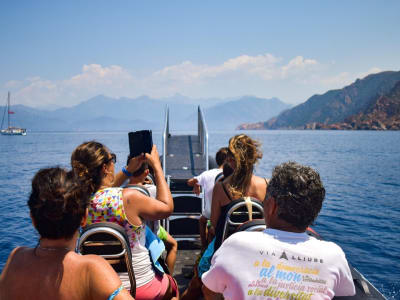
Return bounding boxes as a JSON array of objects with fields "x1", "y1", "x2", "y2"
[{"x1": 237, "y1": 71, "x2": 400, "y2": 130}]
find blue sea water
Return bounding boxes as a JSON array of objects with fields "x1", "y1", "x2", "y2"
[{"x1": 0, "y1": 130, "x2": 399, "y2": 299}]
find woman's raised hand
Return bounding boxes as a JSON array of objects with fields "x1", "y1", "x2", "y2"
[
  {"x1": 145, "y1": 145, "x2": 161, "y2": 168},
  {"x1": 126, "y1": 153, "x2": 146, "y2": 173}
]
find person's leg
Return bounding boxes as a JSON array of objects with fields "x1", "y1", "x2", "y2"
[
  {"x1": 199, "y1": 215, "x2": 208, "y2": 251},
  {"x1": 164, "y1": 232, "x2": 178, "y2": 275}
]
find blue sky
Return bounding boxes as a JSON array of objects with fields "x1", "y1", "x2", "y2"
[{"x1": 1, "y1": 1, "x2": 399, "y2": 107}]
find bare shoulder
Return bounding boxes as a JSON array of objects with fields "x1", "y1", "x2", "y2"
[
  {"x1": 253, "y1": 175, "x2": 268, "y2": 187},
  {"x1": 80, "y1": 253, "x2": 112, "y2": 269},
  {"x1": 2, "y1": 246, "x2": 31, "y2": 268},
  {"x1": 122, "y1": 187, "x2": 142, "y2": 199},
  {"x1": 212, "y1": 181, "x2": 224, "y2": 198},
  {"x1": 80, "y1": 254, "x2": 120, "y2": 282},
  {"x1": 82, "y1": 254, "x2": 127, "y2": 299},
  {"x1": 251, "y1": 175, "x2": 268, "y2": 200}
]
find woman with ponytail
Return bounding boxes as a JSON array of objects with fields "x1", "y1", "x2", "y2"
[
  {"x1": 210, "y1": 134, "x2": 268, "y2": 251},
  {"x1": 181, "y1": 134, "x2": 268, "y2": 299},
  {"x1": 0, "y1": 167, "x2": 134, "y2": 300},
  {"x1": 71, "y1": 141, "x2": 177, "y2": 300}
]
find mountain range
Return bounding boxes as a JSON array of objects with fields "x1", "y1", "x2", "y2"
[
  {"x1": 0, "y1": 95, "x2": 290, "y2": 131},
  {"x1": 238, "y1": 71, "x2": 400, "y2": 130}
]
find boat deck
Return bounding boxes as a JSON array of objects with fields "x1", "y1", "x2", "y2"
[
  {"x1": 165, "y1": 134, "x2": 207, "y2": 179},
  {"x1": 173, "y1": 241, "x2": 202, "y2": 294}
]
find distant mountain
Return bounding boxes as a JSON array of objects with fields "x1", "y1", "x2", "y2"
[
  {"x1": 238, "y1": 71, "x2": 400, "y2": 130},
  {"x1": 0, "y1": 95, "x2": 289, "y2": 131},
  {"x1": 201, "y1": 96, "x2": 290, "y2": 130}
]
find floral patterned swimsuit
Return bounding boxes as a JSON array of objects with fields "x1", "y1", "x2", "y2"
[{"x1": 88, "y1": 187, "x2": 155, "y2": 287}]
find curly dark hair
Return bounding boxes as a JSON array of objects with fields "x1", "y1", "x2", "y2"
[
  {"x1": 266, "y1": 161, "x2": 325, "y2": 230},
  {"x1": 71, "y1": 141, "x2": 111, "y2": 194},
  {"x1": 27, "y1": 167, "x2": 91, "y2": 239}
]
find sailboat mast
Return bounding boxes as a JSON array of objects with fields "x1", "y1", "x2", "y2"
[{"x1": 7, "y1": 92, "x2": 10, "y2": 129}]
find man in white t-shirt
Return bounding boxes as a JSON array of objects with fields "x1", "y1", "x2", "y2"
[
  {"x1": 187, "y1": 147, "x2": 228, "y2": 250},
  {"x1": 202, "y1": 162, "x2": 355, "y2": 300}
]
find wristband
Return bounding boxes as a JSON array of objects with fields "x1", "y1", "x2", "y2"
[
  {"x1": 122, "y1": 166, "x2": 134, "y2": 177},
  {"x1": 207, "y1": 220, "x2": 212, "y2": 228}
]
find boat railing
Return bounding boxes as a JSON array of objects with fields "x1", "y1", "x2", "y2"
[
  {"x1": 197, "y1": 106, "x2": 209, "y2": 170},
  {"x1": 162, "y1": 106, "x2": 170, "y2": 175}
]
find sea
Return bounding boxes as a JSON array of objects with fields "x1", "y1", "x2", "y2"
[{"x1": 0, "y1": 130, "x2": 399, "y2": 299}]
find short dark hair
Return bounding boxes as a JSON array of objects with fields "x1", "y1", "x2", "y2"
[
  {"x1": 28, "y1": 167, "x2": 90, "y2": 240},
  {"x1": 126, "y1": 155, "x2": 149, "y2": 177},
  {"x1": 267, "y1": 161, "x2": 325, "y2": 230},
  {"x1": 216, "y1": 147, "x2": 229, "y2": 166}
]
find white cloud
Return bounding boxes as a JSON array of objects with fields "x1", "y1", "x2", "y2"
[
  {"x1": 281, "y1": 56, "x2": 318, "y2": 78},
  {"x1": 357, "y1": 67, "x2": 382, "y2": 80},
  {"x1": 2, "y1": 55, "x2": 385, "y2": 107},
  {"x1": 153, "y1": 53, "x2": 283, "y2": 82}
]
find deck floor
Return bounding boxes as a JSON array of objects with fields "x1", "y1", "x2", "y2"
[
  {"x1": 165, "y1": 135, "x2": 207, "y2": 179},
  {"x1": 173, "y1": 240, "x2": 202, "y2": 294}
]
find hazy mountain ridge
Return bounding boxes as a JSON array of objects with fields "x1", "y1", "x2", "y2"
[
  {"x1": 238, "y1": 71, "x2": 400, "y2": 130},
  {"x1": 1, "y1": 95, "x2": 289, "y2": 131}
]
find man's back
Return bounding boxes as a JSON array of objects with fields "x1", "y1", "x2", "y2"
[{"x1": 202, "y1": 230, "x2": 355, "y2": 300}]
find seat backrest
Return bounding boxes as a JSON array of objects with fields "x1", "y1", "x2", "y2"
[
  {"x1": 235, "y1": 219, "x2": 267, "y2": 233},
  {"x1": 124, "y1": 184, "x2": 151, "y2": 197},
  {"x1": 217, "y1": 197, "x2": 264, "y2": 249},
  {"x1": 145, "y1": 173, "x2": 155, "y2": 185},
  {"x1": 78, "y1": 222, "x2": 136, "y2": 298}
]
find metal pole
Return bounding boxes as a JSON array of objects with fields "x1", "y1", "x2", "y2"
[{"x1": 7, "y1": 92, "x2": 10, "y2": 129}]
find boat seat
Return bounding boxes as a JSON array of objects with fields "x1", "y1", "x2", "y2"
[
  {"x1": 215, "y1": 197, "x2": 264, "y2": 251},
  {"x1": 78, "y1": 222, "x2": 136, "y2": 298},
  {"x1": 145, "y1": 173, "x2": 155, "y2": 185},
  {"x1": 125, "y1": 184, "x2": 151, "y2": 196}
]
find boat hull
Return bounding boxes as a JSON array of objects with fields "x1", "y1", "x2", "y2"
[{"x1": 0, "y1": 128, "x2": 27, "y2": 135}]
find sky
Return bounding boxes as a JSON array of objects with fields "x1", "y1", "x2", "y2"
[{"x1": 0, "y1": 1, "x2": 399, "y2": 108}]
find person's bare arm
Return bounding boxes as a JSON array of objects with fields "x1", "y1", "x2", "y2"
[
  {"x1": 87, "y1": 255, "x2": 134, "y2": 300},
  {"x1": 123, "y1": 145, "x2": 173, "y2": 222},
  {"x1": 187, "y1": 178, "x2": 198, "y2": 187},
  {"x1": 210, "y1": 182, "x2": 224, "y2": 228},
  {"x1": 147, "y1": 145, "x2": 173, "y2": 212},
  {"x1": 113, "y1": 154, "x2": 146, "y2": 187},
  {"x1": 187, "y1": 178, "x2": 201, "y2": 195}
]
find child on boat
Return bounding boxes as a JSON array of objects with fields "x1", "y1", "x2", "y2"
[{"x1": 187, "y1": 147, "x2": 229, "y2": 250}]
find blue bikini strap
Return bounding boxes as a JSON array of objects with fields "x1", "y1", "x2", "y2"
[{"x1": 107, "y1": 285, "x2": 123, "y2": 300}]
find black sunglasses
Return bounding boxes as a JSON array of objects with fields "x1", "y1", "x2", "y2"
[{"x1": 106, "y1": 153, "x2": 117, "y2": 164}]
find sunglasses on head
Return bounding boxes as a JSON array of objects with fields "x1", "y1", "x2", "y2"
[{"x1": 106, "y1": 153, "x2": 117, "y2": 164}]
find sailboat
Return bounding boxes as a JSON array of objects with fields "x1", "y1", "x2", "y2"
[{"x1": 1, "y1": 92, "x2": 27, "y2": 136}]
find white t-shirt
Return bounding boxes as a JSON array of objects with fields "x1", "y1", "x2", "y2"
[
  {"x1": 195, "y1": 168, "x2": 223, "y2": 219},
  {"x1": 202, "y1": 229, "x2": 355, "y2": 300}
]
